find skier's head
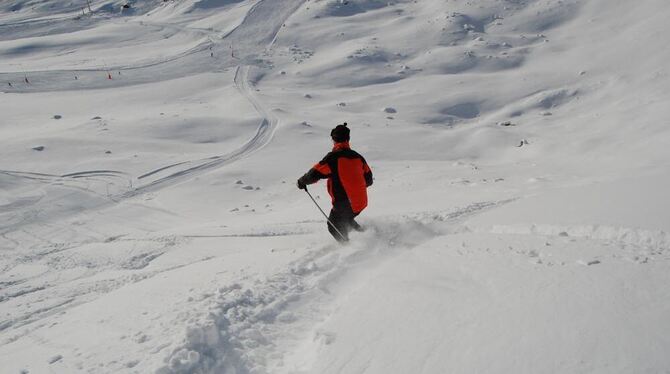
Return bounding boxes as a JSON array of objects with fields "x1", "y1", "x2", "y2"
[{"x1": 331, "y1": 122, "x2": 350, "y2": 143}]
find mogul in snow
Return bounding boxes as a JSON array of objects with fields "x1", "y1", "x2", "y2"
[{"x1": 297, "y1": 123, "x2": 373, "y2": 242}]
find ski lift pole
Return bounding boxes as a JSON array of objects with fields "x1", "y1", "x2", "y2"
[{"x1": 304, "y1": 186, "x2": 346, "y2": 241}]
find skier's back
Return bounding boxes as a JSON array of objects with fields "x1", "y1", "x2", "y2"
[{"x1": 297, "y1": 123, "x2": 373, "y2": 242}]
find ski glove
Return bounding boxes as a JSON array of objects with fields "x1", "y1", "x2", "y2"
[{"x1": 296, "y1": 179, "x2": 307, "y2": 190}]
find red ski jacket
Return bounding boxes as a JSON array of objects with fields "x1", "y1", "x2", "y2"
[{"x1": 299, "y1": 142, "x2": 373, "y2": 213}]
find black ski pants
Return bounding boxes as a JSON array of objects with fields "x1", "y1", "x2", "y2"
[{"x1": 327, "y1": 206, "x2": 363, "y2": 242}]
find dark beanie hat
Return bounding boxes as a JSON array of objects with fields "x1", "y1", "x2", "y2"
[{"x1": 331, "y1": 122, "x2": 350, "y2": 142}]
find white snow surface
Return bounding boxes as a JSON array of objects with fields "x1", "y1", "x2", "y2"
[{"x1": 1, "y1": 0, "x2": 670, "y2": 373}]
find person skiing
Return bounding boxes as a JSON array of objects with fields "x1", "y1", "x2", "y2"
[{"x1": 297, "y1": 123, "x2": 373, "y2": 242}]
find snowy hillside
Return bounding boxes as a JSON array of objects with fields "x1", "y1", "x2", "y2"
[{"x1": 1, "y1": 0, "x2": 670, "y2": 373}]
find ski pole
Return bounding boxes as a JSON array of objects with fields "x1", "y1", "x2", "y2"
[{"x1": 304, "y1": 186, "x2": 347, "y2": 241}]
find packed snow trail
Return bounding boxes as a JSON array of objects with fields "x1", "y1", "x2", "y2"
[{"x1": 130, "y1": 65, "x2": 278, "y2": 194}]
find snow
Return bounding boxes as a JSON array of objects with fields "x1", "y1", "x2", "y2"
[{"x1": 2, "y1": 0, "x2": 670, "y2": 373}]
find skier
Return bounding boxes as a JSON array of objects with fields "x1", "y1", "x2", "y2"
[{"x1": 297, "y1": 123, "x2": 373, "y2": 242}]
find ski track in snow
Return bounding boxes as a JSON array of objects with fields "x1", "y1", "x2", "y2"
[
  {"x1": 126, "y1": 0, "x2": 303, "y2": 192},
  {"x1": 129, "y1": 64, "x2": 278, "y2": 195}
]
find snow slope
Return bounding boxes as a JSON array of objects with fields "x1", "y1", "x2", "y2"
[{"x1": 1, "y1": 0, "x2": 670, "y2": 373}]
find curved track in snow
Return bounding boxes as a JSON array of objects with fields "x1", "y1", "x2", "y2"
[
  {"x1": 129, "y1": 65, "x2": 278, "y2": 195},
  {"x1": 126, "y1": 0, "x2": 306, "y2": 193}
]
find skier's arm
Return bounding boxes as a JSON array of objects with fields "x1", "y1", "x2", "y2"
[
  {"x1": 363, "y1": 160, "x2": 373, "y2": 187},
  {"x1": 297, "y1": 157, "x2": 331, "y2": 188}
]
